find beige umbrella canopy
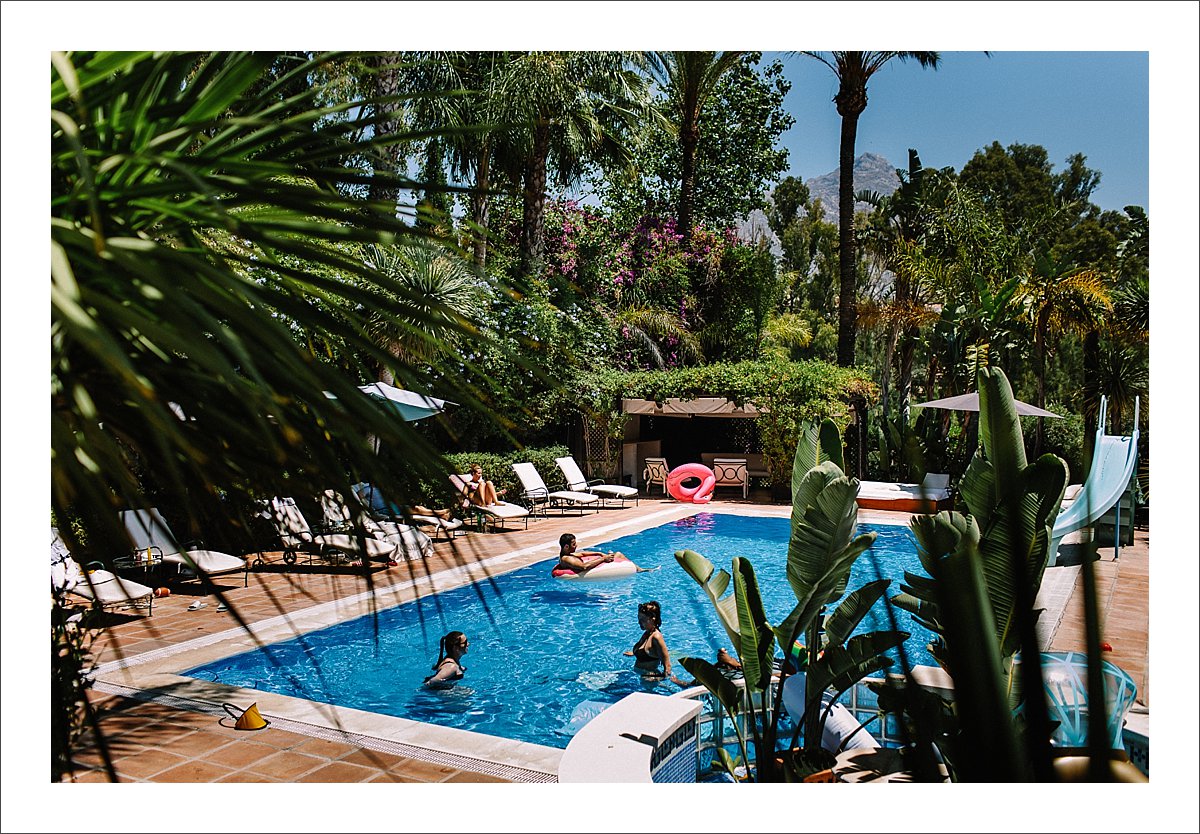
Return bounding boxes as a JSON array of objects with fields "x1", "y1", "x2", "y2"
[{"x1": 912, "y1": 392, "x2": 1062, "y2": 418}]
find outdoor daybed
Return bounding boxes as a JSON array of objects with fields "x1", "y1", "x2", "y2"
[{"x1": 855, "y1": 473, "x2": 953, "y2": 513}]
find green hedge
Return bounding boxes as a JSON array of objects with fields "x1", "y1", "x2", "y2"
[{"x1": 562, "y1": 359, "x2": 877, "y2": 483}]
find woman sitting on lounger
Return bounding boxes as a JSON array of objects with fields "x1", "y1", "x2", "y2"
[{"x1": 461, "y1": 464, "x2": 504, "y2": 508}]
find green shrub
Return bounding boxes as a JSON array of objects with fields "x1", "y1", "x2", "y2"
[
  {"x1": 563, "y1": 359, "x2": 876, "y2": 486},
  {"x1": 1039, "y1": 405, "x2": 1085, "y2": 482}
]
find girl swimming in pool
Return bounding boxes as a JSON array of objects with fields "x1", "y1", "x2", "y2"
[
  {"x1": 625, "y1": 601, "x2": 687, "y2": 687},
  {"x1": 424, "y1": 630, "x2": 469, "y2": 687}
]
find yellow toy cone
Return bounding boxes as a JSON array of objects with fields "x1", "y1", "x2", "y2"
[{"x1": 223, "y1": 702, "x2": 269, "y2": 731}]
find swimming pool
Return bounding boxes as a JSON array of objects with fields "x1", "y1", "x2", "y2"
[{"x1": 184, "y1": 512, "x2": 933, "y2": 750}]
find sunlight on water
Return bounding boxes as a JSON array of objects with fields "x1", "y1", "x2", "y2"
[{"x1": 185, "y1": 513, "x2": 933, "y2": 749}]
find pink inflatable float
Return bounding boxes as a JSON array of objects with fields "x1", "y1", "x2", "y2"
[{"x1": 667, "y1": 463, "x2": 716, "y2": 504}]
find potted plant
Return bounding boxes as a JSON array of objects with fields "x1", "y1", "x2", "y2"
[{"x1": 676, "y1": 418, "x2": 908, "y2": 781}]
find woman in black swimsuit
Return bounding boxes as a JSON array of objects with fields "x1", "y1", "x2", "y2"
[
  {"x1": 625, "y1": 601, "x2": 687, "y2": 686},
  {"x1": 424, "y1": 630, "x2": 469, "y2": 687}
]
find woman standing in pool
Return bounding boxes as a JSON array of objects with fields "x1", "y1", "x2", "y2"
[
  {"x1": 424, "y1": 630, "x2": 469, "y2": 687},
  {"x1": 625, "y1": 601, "x2": 688, "y2": 687}
]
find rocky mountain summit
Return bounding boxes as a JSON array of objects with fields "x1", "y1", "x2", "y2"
[
  {"x1": 804, "y1": 152, "x2": 900, "y2": 224},
  {"x1": 737, "y1": 152, "x2": 900, "y2": 249}
]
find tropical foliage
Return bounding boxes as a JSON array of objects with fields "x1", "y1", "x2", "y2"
[
  {"x1": 676, "y1": 418, "x2": 906, "y2": 781},
  {"x1": 50, "y1": 49, "x2": 1150, "y2": 786}
]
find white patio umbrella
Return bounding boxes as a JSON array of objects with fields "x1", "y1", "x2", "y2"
[
  {"x1": 912, "y1": 392, "x2": 1062, "y2": 419},
  {"x1": 323, "y1": 382, "x2": 451, "y2": 422}
]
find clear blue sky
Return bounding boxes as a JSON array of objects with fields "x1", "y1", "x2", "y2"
[{"x1": 772, "y1": 51, "x2": 1149, "y2": 213}]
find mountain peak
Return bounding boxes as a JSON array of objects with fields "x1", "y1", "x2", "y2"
[{"x1": 804, "y1": 153, "x2": 899, "y2": 223}]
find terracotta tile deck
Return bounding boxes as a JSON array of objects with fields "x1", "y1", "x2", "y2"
[{"x1": 61, "y1": 495, "x2": 1151, "y2": 784}]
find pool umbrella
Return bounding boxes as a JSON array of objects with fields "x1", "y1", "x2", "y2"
[
  {"x1": 912, "y1": 392, "x2": 1062, "y2": 418},
  {"x1": 324, "y1": 382, "x2": 450, "y2": 422}
]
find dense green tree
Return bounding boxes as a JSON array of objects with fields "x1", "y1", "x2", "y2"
[
  {"x1": 800, "y1": 51, "x2": 941, "y2": 367},
  {"x1": 647, "y1": 51, "x2": 746, "y2": 245},
  {"x1": 765, "y1": 176, "x2": 839, "y2": 360},
  {"x1": 1016, "y1": 253, "x2": 1112, "y2": 452},
  {"x1": 601, "y1": 53, "x2": 793, "y2": 234},
  {"x1": 359, "y1": 243, "x2": 490, "y2": 381},
  {"x1": 364, "y1": 51, "x2": 412, "y2": 215}
]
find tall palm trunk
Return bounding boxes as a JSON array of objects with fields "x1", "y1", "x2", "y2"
[
  {"x1": 367, "y1": 52, "x2": 407, "y2": 216},
  {"x1": 519, "y1": 119, "x2": 550, "y2": 279},
  {"x1": 1035, "y1": 312, "x2": 1049, "y2": 456},
  {"x1": 898, "y1": 327, "x2": 918, "y2": 424},
  {"x1": 835, "y1": 95, "x2": 865, "y2": 367},
  {"x1": 469, "y1": 136, "x2": 492, "y2": 270},
  {"x1": 678, "y1": 110, "x2": 700, "y2": 246}
]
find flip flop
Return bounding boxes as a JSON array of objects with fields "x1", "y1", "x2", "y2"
[
  {"x1": 187, "y1": 601, "x2": 207, "y2": 611},
  {"x1": 216, "y1": 602, "x2": 229, "y2": 612}
]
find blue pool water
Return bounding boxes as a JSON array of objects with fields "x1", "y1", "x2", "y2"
[{"x1": 185, "y1": 513, "x2": 933, "y2": 750}]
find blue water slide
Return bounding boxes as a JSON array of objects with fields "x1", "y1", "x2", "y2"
[{"x1": 1048, "y1": 396, "x2": 1140, "y2": 566}]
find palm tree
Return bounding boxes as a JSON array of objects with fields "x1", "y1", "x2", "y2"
[
  {"x1": 365, "y1": 51, "x2": 412, "y2": 216},
  {"x1": 1018, "y1": 253, "x2": 1112, "y2": 452},
  {"x1": 51, "y1": 51, "x2": 503, "y2": 778},
  {"x1": 399, "y1": 51, "x2": 520, "y2": 270},
  {"x1": 360, "y1": 242, "x2": 489, "y2": 382},
  {"x1": 858, "y1": 150, "x2": 950, "y2": 423},
  {"x1": 800, "y1": 51, "x2": 941, "y2": 367},
  {"x1": 647, "y1": 51, "x2": 745, "y2": 247},
  {"x1": 495, "y1": 51, "x2": 650, "y2": 280}
]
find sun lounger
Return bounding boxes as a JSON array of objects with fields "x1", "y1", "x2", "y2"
[
  {"x1": 263, "y1": 496, "x2": 402, "y2": 565},
  {"x1": 52, "y1": 528, "x2": 154, "y2": 616},
  {"x1": 554, "y1": 455, "x2": 639, "y2": 506},
  {"x1": 120, "y1": 508, "x2": 249, "y2": 587},
  {"x1": 448, "y1": 474, "x2": 530, "y2": 531},
  {"x1": 351, "y1": 482, "x2": 465, "y2": 540},
  {"x1": 511, "y1": 462, "x2": 600, "y2": 516},
  {"x1": 318, "y1": 490, "x2": 433, "y2": 560}
]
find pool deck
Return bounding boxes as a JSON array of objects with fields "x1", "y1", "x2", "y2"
[{"x1": 63, "y1": 495, "x2": 1150, "y2": 783}]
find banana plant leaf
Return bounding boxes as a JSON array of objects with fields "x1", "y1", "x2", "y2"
[
  {"x1": 793, "y1": 417, "x2": 845, "y2": 474},
  {"x1": 822, "y1": 578, "x2": 893, "y2": 649},
  {"x1": 675, "y1": 549, "x2": 740, "y2": 656},
  {"x1": 807, "y1": 631, "x2": 910, "y2": 704},
  {"x1": 731, "y1": 557, "x2": 776, "y2": 691}
]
